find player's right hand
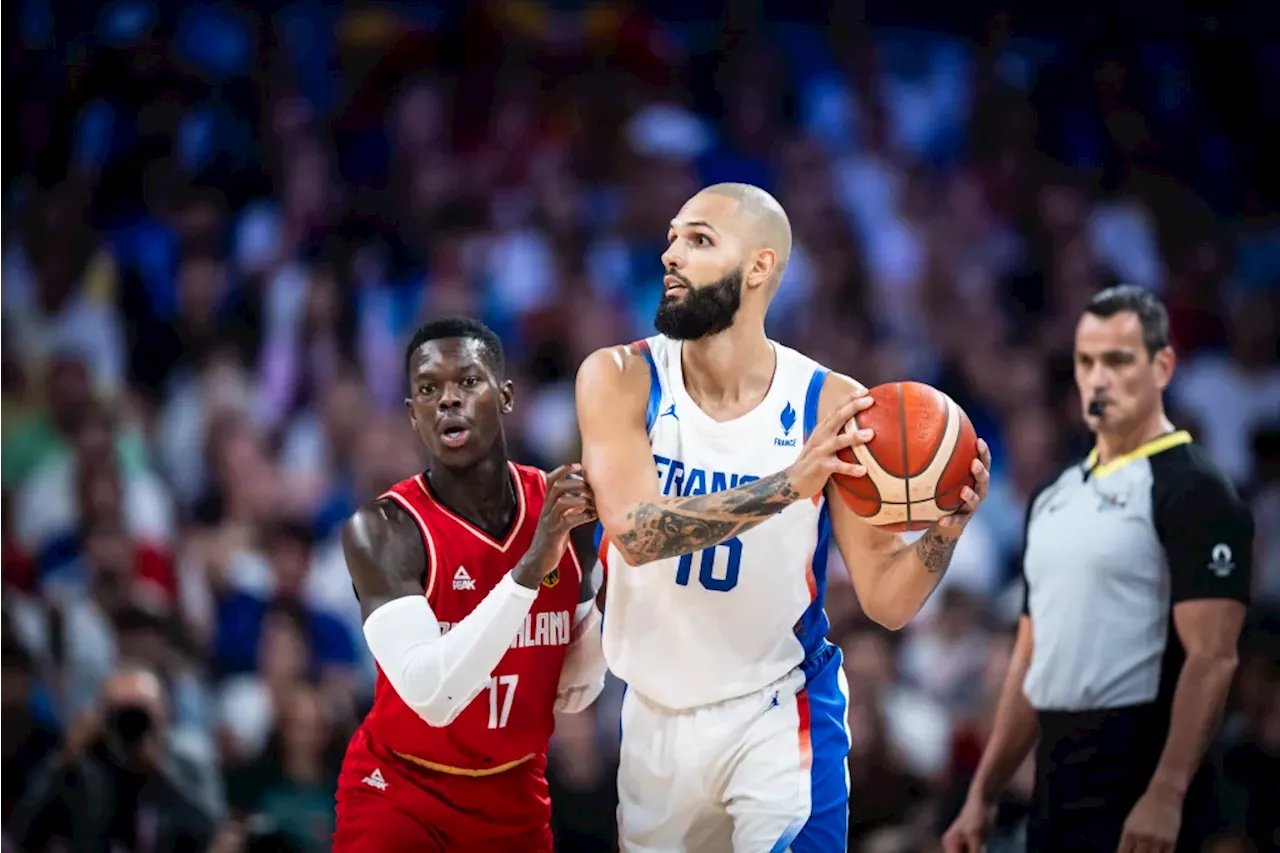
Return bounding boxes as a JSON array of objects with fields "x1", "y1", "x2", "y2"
[
  {"x1": 785, "y1": 391, "x2": 875, "y2": 499},
  {"x1": 941, "y1": 795, "x2": 994, "y2": 853},
  {"x1": 517, "y1": 464, "x2": 596, "y2": 586}
]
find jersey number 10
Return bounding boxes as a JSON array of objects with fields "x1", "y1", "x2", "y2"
[{"x1": 674, "y1": 536, "x2": 742, "y2": 592}]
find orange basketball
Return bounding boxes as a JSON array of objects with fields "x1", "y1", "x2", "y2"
[{"x1": 832, "y1": 382, "x2": 979, "y2": 532}]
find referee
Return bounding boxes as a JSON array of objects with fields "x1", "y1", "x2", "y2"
[{"x1": 942, "y1": 285, "x2": 1254, "y2": 853}]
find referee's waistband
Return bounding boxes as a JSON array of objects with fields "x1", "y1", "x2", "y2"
[{"x1": 1036, "y1": 702, "x2": 1165, "y2": 749}]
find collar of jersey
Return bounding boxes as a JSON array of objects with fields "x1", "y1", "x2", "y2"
[{"x1": 1084, "y1": 430, "x2": 1192, "y2": 479}]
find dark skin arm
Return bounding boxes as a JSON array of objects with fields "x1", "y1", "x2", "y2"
[{"x1": 344, "y1": 499, "x2": 433, "y2": 623}]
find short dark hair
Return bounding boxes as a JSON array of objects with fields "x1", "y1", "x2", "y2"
[
  {"x1": 404, "y1": 316, "x2": 505, "y2": 377},
  {"x1": 1084, "y1": 284, "x2": 1170, "y2": 354}
]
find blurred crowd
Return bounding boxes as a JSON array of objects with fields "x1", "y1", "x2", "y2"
[{"x1": 3, "y1": 2, "x2": 1279, "y2": 852}]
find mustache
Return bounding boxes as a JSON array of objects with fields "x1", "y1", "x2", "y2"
[{"x1": 664, "y1": 269, "x2": 693, "y2": 288}]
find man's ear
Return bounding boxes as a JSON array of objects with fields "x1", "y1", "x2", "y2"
[
  {"x1": 1153, "y1": 346, "x2": 1176, "y2": 391},
  {"x1": 500, "y1": 380, "x2": 515, "y2": 414},
  {"x1": 745, "y1": 248, "x2": 777, "y2": 292}
]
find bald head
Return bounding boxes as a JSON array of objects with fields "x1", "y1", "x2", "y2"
[{"x1": 699, "y1": 183, "x2": 792, "y2": 290}]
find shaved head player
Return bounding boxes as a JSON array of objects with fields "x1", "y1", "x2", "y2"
[
  {"x1": 333, "y1": 317, "x2": 607, "y2": 852},
  {"x1": 576, "y1": 184, "x2": 991, "y2": 852}
]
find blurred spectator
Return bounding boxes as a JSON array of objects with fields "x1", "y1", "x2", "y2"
[
  {"x1": 938, "y1": 629, "x2": 1035, "y2": 852},
  {"x1": 1, "y1": 640, "x2": 60, "y2": 821},
  {"x1": 898, "y1": 588, "x2": 992, "y2": 715},
  {"x1": 212, "y1": 522, "x2": 358, "y2": 683},
  {"x1": 7, "y1": 665, "x2": 219, "y2": 853},
  {"x1": 1249, "y1": 425, "x2": 1280, "y2": 605},
  {"x1": 2, "y1": 189, "x2": 127, "y2": 398},
  {"x1": 1220, "y1": 638, "x2": 1280, "y2": 853},
  {"x1": 225, "y1": 684, "x2": 344, "y2": 853},
  {"x1": 16, "y1": 395, "x2": 172, "y2": 577},
  {"x1": 844, "y1": 680, "x2": 930, "y2": 849},
  {"x1": 1172, "y1": 292, "x2": 1280, "y2": 486},
  {"x1": 4, "y1": 353, "x2": 150, "y2": 492}
]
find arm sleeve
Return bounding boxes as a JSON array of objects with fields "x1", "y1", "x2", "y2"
[
  {"x1": 362, "y1": 574, "x2": 538, "y2": 727},
  {"x1": 555, "y1": 600, "x2": 607, "y2": 714},
  {"x1": 1153, "y1": 467, "x2": 1254, "y2": 604}
]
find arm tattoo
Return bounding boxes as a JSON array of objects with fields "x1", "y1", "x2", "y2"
[
  {"x1": 616, "y1": 470, "x2": 802, "y2": 563},
  {"x1": 913, "y1": 527, "x2": 960, "y2": 575}
]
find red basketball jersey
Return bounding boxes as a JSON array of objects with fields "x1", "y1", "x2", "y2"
[{"x1": 361, "y1": 462, "x2": 583, "y2": 776}]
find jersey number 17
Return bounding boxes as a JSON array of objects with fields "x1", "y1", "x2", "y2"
[
  {"x1": 486, "y1": 674, "x2": 518, "y2": 728},
  {"x1": 674, "y1": 537, "x2": 742, "y2": 592}
]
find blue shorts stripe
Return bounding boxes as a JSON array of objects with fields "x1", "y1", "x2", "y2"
[
  {"x1": 791, "y1": 644, "x2": 851, "y2": 853},
  {"x1": 794, "y1": 505, "x2": 832, "y2": 657}
]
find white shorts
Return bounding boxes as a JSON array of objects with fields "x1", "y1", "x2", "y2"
[{"x1": 617, "y1": 643, "x2": 851, "y2": 853}]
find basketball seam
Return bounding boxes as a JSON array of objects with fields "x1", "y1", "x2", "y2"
[
  {"x1": 897, "y1": 383, "x2": 910, "y2": 530},
  {"x1": 911, "y1": 391, "x2": 951, "y2": 480}
]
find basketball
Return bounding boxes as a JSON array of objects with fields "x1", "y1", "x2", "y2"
[{"x1": 833, "y1": 382, "x2": 979, "y2": 532}]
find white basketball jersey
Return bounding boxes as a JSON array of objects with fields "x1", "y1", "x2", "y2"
[{"x1": 596, "y1": 335, "x2": 837, "y2": 710}]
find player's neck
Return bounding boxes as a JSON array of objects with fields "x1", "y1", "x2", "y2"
[
  {"x1": 427, "y1": 451, "x2": 516, "y2": 532},
  {"x1": 1094, "y1": 410, "x2": 1176, "y2": 464},
  {"x1": 680, "y1": 324, "x2": 775, "y2": 407}
]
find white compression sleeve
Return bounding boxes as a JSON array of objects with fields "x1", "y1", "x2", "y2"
[
  {"x1": 555, "y1": 600, "x2": 606, "y2": 714},
  {"x1": 362, "y1": 574, "x2": 537, "y2": 727}
]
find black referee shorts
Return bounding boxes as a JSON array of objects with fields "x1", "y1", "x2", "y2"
[{"x1": 1030, "y1": 705, "x2": 1216, "y2": 853}]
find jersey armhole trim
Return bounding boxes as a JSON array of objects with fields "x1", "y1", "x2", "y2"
[
  {"x1": 567, "y1": 537, "x2": 585, "y2": 584},
  {"x1": 803, "y1": 367, "x2": 829, "y2": 441},
  {"x1": 380, "y1": 490, "x2": 440, "y2": 599},
  {"x1": 634, "y1": 338, "x2": 662, "y2": 433}
]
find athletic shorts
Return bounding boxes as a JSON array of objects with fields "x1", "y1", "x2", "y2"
[
  {"x1": 617, "y1": 642, "x2": 852, "y2": 853},
  {"x1": 333, "y1": 726, "x2": 554, "y2": 853}
]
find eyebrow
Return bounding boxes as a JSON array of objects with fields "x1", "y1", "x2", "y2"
[{"x1": 669, "y1": 219, "x2": 719, "y2": 233}]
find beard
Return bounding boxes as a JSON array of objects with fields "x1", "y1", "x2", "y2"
[{"x1": 653, "y1": 268, "x2": 743, "y2": 340}]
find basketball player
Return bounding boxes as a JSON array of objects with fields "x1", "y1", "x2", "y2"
[
  {"x1": 576, "y1": 183, "x2": 991, "y2": 852},
  {"x1": 333, "y1": 317, "x2": 607, "y2": 853}
]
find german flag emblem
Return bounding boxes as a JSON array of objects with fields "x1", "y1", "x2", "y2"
[{"x1": 541, "y1": 568, "x2": 560, "y2": 589}]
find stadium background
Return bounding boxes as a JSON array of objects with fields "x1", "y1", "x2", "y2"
[{"x1": 2, "y1": 1, "x2": 1277, "y2": 851}]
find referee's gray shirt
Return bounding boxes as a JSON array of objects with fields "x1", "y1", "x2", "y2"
[{"x1": 1021, "y1": 430, "x2": 1253, "y2": 713}]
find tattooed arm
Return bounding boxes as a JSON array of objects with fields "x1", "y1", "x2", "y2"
[
  {"x1": 820, "y1": 373, "x2": 990, "y2": 630},
  {"x1": 575, "y1": 346, "x2": 864, "y2": 567}
]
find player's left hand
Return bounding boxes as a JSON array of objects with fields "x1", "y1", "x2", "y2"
[
  {"x1": 936, "y1": 438, "x2": 990, "y2": 533},
  {"x1": 1116, "y1": 784, "x2": 1181, "y2": 853}
]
